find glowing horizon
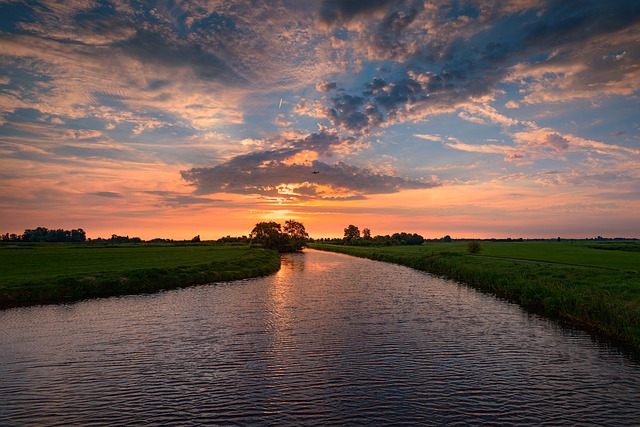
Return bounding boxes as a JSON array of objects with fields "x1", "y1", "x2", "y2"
[{"x1": 1, "y1": 1, "x2": 639, "y2": 241}]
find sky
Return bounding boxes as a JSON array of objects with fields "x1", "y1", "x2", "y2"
[{"x1": 1, "y1": 0, "x2": 639, "y2": 240}]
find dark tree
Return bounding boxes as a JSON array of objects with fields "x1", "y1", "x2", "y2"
[
  {"x1": 284, "y1": 219, "x2": 309, "y2": 252},
  {"x1": 362, "y1": 228, "x2": 371, "y2": 240},
  {"x1": 70, "y1": 228, "x2": 87, "y2": 242},
  {"x1": 392, "y1": 232, "x2": 424, "y2": 245},
  {"x1": 20, "y1": 227, "x2": 86, "y2": 242},
  {"x1": 250, "y1": 221, "x2": 284, "y2": 250},
  {"x1": 250, "y1": 220, "x2": 309, "y2": 252},
  {"x1": 343, "y1": 224, "x2": 360, "y2": 242}
]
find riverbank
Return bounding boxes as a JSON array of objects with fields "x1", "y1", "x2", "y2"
[
  {"x1": 309, "y1": 241, "x2": 640, "y2": 354},
  {"x1": 0, "y1": 243, "x2": 281, "y2": 308}
]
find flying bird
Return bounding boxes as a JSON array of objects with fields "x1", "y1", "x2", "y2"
[{"x1": 312, "y1": 170, "x2": 320, "y2": 174}]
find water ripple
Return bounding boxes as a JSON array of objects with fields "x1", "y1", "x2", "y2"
[{"x1": 1, "y1": 250, "x2": 639, "y2": 426}]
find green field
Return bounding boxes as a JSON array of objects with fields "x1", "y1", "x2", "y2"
[
  {"x1": 309, "y1": 240, "x2": 640, "y2": 355},
  {"x1": 0, "y1": 243, "x2": 281, "y2": 307}
]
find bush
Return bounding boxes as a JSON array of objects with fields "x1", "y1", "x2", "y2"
[{"x1": 467, "y1": 241, "x2": 482, "y2": 254}]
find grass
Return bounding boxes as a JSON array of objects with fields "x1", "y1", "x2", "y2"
[
  {"x1": 309, "y1": 241, "x2": 640, "y2": 355},
  {"x1": 0, "y1": 242, "x2": 281, "y2": 307}
]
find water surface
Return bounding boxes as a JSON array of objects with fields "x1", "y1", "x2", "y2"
[{"x1": 1, "y1": 249, "x2": 639, "y2": 425}]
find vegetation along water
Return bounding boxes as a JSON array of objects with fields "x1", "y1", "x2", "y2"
[
  {"x1": 0, "y1": 242, "x2": 280, "y2": 308},
  {"x1": 309, "y1": 240, "x2": 640, "y2": 355}
]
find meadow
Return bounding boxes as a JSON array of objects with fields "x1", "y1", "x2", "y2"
[
  {"x1": 0, "y1": 242, "x2": 281, "y2": 307},
  {"x1": 309, "y1": 240, "x2": 640, "y2": 355}
]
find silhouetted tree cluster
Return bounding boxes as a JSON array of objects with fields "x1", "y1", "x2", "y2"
[
  {"x1": 217, "y1": 235, "x2": 250, "y2": 244},
  {"x1": 343, "y1": 224, "x2": 361, "y2": 243},
  {"x1": 362, "y1": 228, "x2": 371, "y2": 239},
  {"x1": 391, "y1": 232, "x2": 425, "y2": 245},
  {"x1": 91, "y1": 234, "x2": 142, "y2": 243},
  {"x1": 250, "y1": 220, "x2": 309, "y2": 253},
  {"x1": 1, "y1": 233, "x2": 20, "y2": 242},
  {"x1": 315, "y1": 226, "x2": 425, "y2": 246},
  {"x1": 147, "y1": 238, "x2": 174, "y2": 243},
  {"x1": 105, "y1": 234, "x2": 142, "y2": 243},
  {"x1": 2, "y1": 227, "x2": 87, "y2": 242}
]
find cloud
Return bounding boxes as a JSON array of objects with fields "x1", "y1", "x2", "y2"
[
  {"x1": 543, "y1": 133, "x2": 570, "y2": 151},
  {"x1": 305, "y1": 60, "x2": 512, "y2": 134},
  {"x1": 181, "y1": 130, "x2": 438, "y2": 201},
  {"x1": 512, "y1": 128, "x2": 640, "y2": 159},
  {"x1": 88, "y1": 191, "x2": 123, "y2": 199},
  {"x1": 504, "y1": 0, "x2": 640, "y2": 104},
  {"x1": 316, "y1": 81, "x2": 338, "y2": 93},
  {"x1": 299, "y1": 0, "x2": 640, "y2": 136},
  {"x1": 182, "y1": 156, "x2": 438, "y2": 201},
  {"x1": 2, "y1": 0, "x2": 639, "y2": 239},
  {"x1": 319, "y1": 0, "x2": 398, "y2": 26},
  {"x1": 113, "y1": 27, "x2": 245, "y2": 85},
  {"x1": 143, "y1": 191, "x2": 228, "y2": 207},
  {"x1": 457, "y1": 104, "x2": 524, "y2": 128},
  {"x1": 521, "y1": 0, "x2": 640, "y2": 49},
  {"x1": 5, "y1": 0, "x2": 636, "y2": 139},
  {"x1": 438, "y1": 137, "x2": 524, "y2": 163},
  {"x1": 0, "y1": 1, "x2": 338, "y2": 134},
  {"x1": 414, "y1": 134, "x2": 443, "y2": 142}
]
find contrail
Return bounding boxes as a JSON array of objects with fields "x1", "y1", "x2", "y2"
[{"x1": 278, "y1": 98, "x2": 283, "y2": 109}]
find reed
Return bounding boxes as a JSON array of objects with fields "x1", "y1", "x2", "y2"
[{"x1": 309, "y1": 242, "x2": 640, "y2": 355}]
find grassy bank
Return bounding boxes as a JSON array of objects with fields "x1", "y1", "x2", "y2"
[
  {"x1": 0, "y1": 243, "x2": 281, "y2": 308},
  {"x1": 309, "y1": 241, "x2": 640, "y2": 354}
]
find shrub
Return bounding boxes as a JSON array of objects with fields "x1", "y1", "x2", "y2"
[{"x1": 467, "y1": 241, "x2": 482, "y2": 254}]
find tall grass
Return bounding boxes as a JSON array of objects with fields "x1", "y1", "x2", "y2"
[
  {"x1": 309, "y1": 243, "x2": 640, "y2": 355},
  {"x1": 0, "y1": 244, "x2": 280, "y2": 307}
]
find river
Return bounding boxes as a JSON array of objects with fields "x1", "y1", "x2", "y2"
[{"x1": 1, "y1": 249, "x2": 639, "y2": 426}]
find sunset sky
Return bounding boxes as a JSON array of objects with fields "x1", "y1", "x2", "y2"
[{"x1": 1, "y1": 0, "x2": 639, "y2": 240}]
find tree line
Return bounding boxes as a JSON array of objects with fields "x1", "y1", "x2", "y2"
[
  {"x1": 3, "y1": 222, "x2": 429, "y2": 248},
  {"x1": 314, "y1": 224, "x2": 426, "y2": 246},
  {"x1": 2, "y1": 227, "x2": 87, "y2": 242}
]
